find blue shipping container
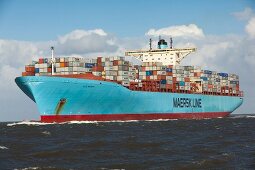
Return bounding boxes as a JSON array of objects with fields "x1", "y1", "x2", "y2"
[
  {"x1": 146, "y1": 71, "x2": 153, "y2": 76},
  {"x1": 35, "y1": 68, "x2": 40, "y2": 73},
  {"x1": 166, "y1": 68, "x2": 172, "y2": 72},
  {"x1": 179, "y1": 81, "x2": 185, "y2": 86},
  {"x1": 200, "y1": 77, "x2": 208, "y2": 81},
  {"x1": 85, "y1": 63, "x2": 95, "y2": 68},
  {"x1": 160, "y1": 80, "x2": 167, "y2": 84},
  {"x1": 204, "y1": 70, "x2": 212, "y2": 74},
  {"x1": 218, "y1": 73, "x2": 228, "y2": 77}
]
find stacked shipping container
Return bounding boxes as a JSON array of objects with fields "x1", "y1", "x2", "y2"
[{"x1": 21, "y1": 57, "x2": 241, "y2": 96}]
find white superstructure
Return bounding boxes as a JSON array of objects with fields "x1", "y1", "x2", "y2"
[{"x1": 125, "y1": 38, "x2": 196, "y2": 65}]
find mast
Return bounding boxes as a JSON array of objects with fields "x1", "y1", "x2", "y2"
[{"x1": 51, "y1": 46, "x2": 55, "y2": 75}]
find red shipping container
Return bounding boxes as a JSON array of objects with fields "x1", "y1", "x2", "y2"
[
  {"x1": 47, "y1": 68, "x2": 52, "y2": 73},
  {"x1": 208, "y1": 84, "x2": 213, "y2": 88},
  {"x1": 97, "y1": 57, "x2": 102, "y2": 64},
  {"x1": 39, "y1": 58, "x2": 44, "y2": 64},
  {"x1": 113, "y1": 60, "x2": 119, "y2": 66},
  {"x1": 142, "y1": 67, "x2": 146, "y2": 71},
  {"x1": 92, "y1": 66, "x2": 104, "y2": 72},
  {"x1": 64, "y1": 62, "x2": 69, "y2": 67}
]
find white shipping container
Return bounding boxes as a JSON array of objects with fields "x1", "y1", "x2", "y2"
[
  {"x1": 60, "y1": 58, "x2": 65, "y2": 62},
  {"x1": 185, "y1": 86, "x2": 190, "y2": 90},
  {"x1": 117, "y1": 76, "x2": 129, "y2": 81},
  {"x1": 166, "y1": 76, "x2": 172, "y2": 80},
  {"x1": 55, "y1": 63, "x2": 60, "y2": 67},
  {"x1": 118, "y1": 71, "x2": 129, "y2": 75},
  {"x1": 92, "y1": 72, "x2": 102, "y2": 76},
  {"x1": 73, "y1": 67, "x2": 78, "y2": 72},
  {"x1": 167, "y1": 80, "x2": 172, "y2": 84},
  {"x1": 122, "y1": 81, "x2": 130, "y2": 86},
  {"x1": 179, "y1": 86, "x2": 185, "y2": 90},
  {"x1": 112, "y1": 66, "x2": 118, "y2": 71},
  {"x1": 139, "y1": 72, "x2": 146, "y2": 76}
]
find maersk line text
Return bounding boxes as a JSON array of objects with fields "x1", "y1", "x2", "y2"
[{"x1": 173, "y1": 98, "x2": 202, "y2": 108}]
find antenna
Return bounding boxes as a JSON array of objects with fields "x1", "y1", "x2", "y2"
[
  {"x1": 159, "y1": 35, "x2": 161, "y2": 41},
  {"x1": 149, "y1": 38, "x2": 152, "y2": 51},
  {"x1": 170, "y1": 37, "x2": 173, "y2": 49},
  {"x1": 51, "y1": 46, "x2": 55, "y2": 75}
]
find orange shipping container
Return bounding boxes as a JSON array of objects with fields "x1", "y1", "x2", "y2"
[
  {"x1": 60, "y1": 62, "x2": 65, "y2": 67},
  {"x1": 184, "y1": 77, "x2": 190, "y2": 82},
  {"x1": 22, "y1": 72, "x2": 35, "y2": 76},
  {"x1": 167, "y1": 72, "x2": 173, "y2": 76},
  {"x1": 157, "y1": 75, "x2": 166, "y2": 80},
  {"x1": 166, "y1": 84, "x2": 173, "y2": 89},
  {"x1": 194, "y1": 72, "x2": 201, "y2": 77},
  {"x1": 153, "y1": 71, "x2": 157, "y2": 75},
  {"x1": 25, "y1": 66, "x2": 35, "y2": 72}
]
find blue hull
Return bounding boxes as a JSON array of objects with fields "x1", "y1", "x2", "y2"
[{"x1": 15, "y1": 76, "x2": 243, "y2": 122}]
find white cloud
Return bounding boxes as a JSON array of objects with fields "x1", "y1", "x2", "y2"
[
  {"x1": 245, "y1": 17, "x2": 255, "y2": 39},
  {"x1": 57, "y1": 29, "x2": 118, "y2": 55},
  {"x1": 59, "y1": 29, "x2": 107, "y2": 44},
  {"x1": 0, "y1": 40, "x2": 39, "y2": 68},
  {"x1": 146, "y1": 24, "x2": 205, "y2": 39},
  {"x1": 232, "y1": 7, "x2": 254, "y2": 20}
]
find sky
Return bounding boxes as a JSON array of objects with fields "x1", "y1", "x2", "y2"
[{"x1": 0, "y1": 0, "x2": 255, "y2": 121}]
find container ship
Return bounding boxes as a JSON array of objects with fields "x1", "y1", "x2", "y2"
[{"x1": 15, "y1": 38, "x2": 243, "y2": 123}]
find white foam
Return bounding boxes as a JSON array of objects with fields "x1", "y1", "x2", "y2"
[
  {"x1": 6, "y1": 118, "x2": 185, "y2": 126},
  {"x1": 245, "y1": 115, "x2": 255, "y2": 118},
  {"x1": 14, "y1": 167, "x2": 42, "y2": 170},
  {"x1": 0, "y1": 146, "x2": 8, "y2": 150},
  {"x1": 7, "y1": 121, "x2": 54, "y2": 127},
  {"x1": 145, "y1": 119, "x2": 178, "y2": 121},
  {"x1": 229, "y1": 115, "x2": 255, "y2": 119},
  {"x1": 42, "y1": 131, "x2": 51, "y2": 135}
]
